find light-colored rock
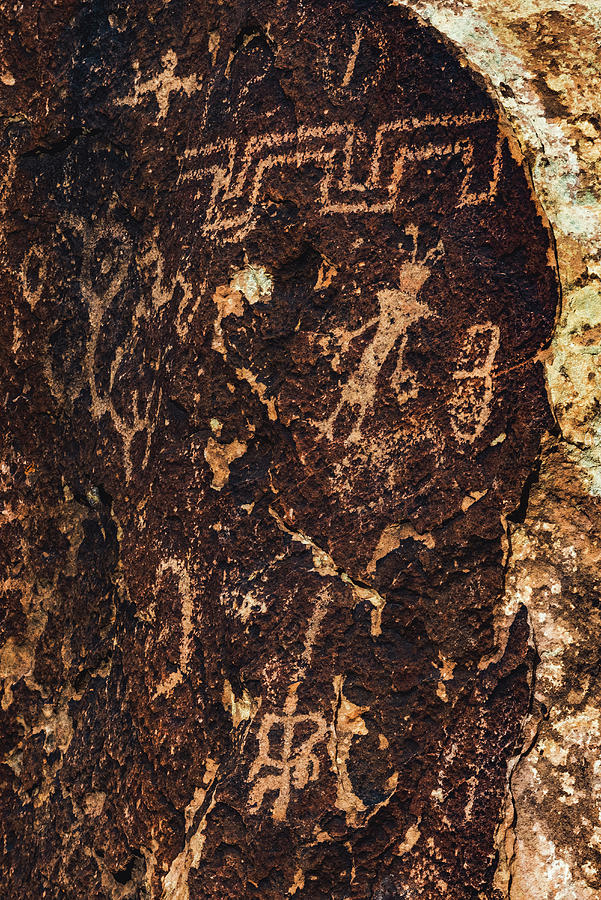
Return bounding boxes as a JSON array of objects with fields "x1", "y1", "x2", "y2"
[{"x1": 397, "y1": 2, "x2": 601, "y2": 894}]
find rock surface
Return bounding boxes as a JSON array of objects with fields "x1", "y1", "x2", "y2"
[
  {"x1": 0, "y1": 1, "x2": 563, "y2": 898},
  {"x1": 397, "y1": 2, "x2": 601, "y2": 896}
]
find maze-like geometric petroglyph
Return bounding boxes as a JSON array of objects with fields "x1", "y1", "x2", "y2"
[{"x1": 180, "y1": 111, "x2": 502, "y2": 244}]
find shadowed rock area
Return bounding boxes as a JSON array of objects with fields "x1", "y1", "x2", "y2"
[{"x1": 0, "y1": 1, "x2": 558, "y2": 897}]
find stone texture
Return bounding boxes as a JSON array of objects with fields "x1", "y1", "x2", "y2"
[
  {"x1": 496, "y1": 438, "x2": 601, "y2": 899},
  {"x1": 396, "y1": 1, "x2": 601, "y2": 896},
  {"x1": 0, "y1": 1, "x2": 562, "y2": 898}
]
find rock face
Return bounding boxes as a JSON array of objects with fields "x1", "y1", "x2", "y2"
[
  {"x1": 0, "y1": 2, "x2": 558, "y2": 898},
  {"x1": 394, "y1": 3, "x2": 601, "y2": 896},
  {"x1": 497, "y1": 438, "x2": 601, "y2": 900}
]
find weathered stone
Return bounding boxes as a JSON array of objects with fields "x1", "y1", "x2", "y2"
[
  {"x1": 0, "y1": 2, "x2": 559, "y2": 897},
  {"x1": 494, "y1": 438, "x2": 601, "y2": 899},
  {"x1": 397, "y1": 2, "x2": 601, "y2": 895}
]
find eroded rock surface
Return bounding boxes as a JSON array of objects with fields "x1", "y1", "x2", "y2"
[
  {"x1": 495, "y1": 439, "x2": 601, "y2": 899},
  {"x1": 0, "y1": 2, "x2": 558, "y2": 897},
  {"x1": 396, "y1": 2, "x2": 601, "y2": 896}
]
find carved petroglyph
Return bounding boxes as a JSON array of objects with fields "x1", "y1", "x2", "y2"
[
  {"x1": 316, "y1": 234, "x2": 440, "y2": 443},
  {"x1": 37, "y1": 214, "x2": 163, "y2": 479},
  {"x1": 450, "y1": 322, "x2": 500, "y2": 444},
  {"x1": 117, "y1": 49, "x2": 202, "y2": 120},
  {"x1": 248, "y1": 588, "x2": 331, "y2": 822},
  {"x1": 328, "y1": 674, "x2": 398, "y2": 826},
  {"x1": 181, "y1": 112, "x2": 502, "y2": 244},
  {"x1": 248, "y1": 689, "x2": 329, "y2": 822},
  {"x1": 341, "y1": 27, "x2": 369, "y2": 89},
  {"x1": 316, "y1": 21, "x2": 387, "y2": 101},
  {"x1": 82, "y1": 217, "x2": 162, "y2": 480},
  {"x1": 152, "y1": 558, "x2": 194, "y2": 700},
  {"x1": 136, "y1": 232, "x2": 197, "y2": 340}
]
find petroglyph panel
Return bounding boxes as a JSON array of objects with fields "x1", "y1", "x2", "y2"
[
  {"x1": 180, "y1": 114, "x2": 502, "y2": 244},
  {"x1": 0, "y1": 1, "x2": 557, "y2": 899}
]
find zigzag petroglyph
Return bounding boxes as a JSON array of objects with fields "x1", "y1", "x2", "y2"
[{"x1": 180, "y1": 111, "x2": 502, "y2": 243}]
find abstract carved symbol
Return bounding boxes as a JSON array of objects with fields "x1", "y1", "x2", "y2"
[
  {"x1": 450, "y1": 322, "x2": 501, "y2": 443},
  {"x1": 150, "y1": 558, "x2": 193, "y2": 700},
  {"x1": 248, "y1": 588, "x2": 331, "y2": 822},
  {"x1": 181, "y1": 112, "x2": 502, "y2": 245},
  {"x1": 248, "y1": 691, "x2": 328, "y2": 823},
  {"x1": 319, "y1": 21, "x2": 386, "y2": 100}
]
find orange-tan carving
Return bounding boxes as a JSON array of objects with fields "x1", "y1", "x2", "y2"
[
  {"x1": 181, "y1": 112, "x2": 503, "y2": 244},
  {"x1": 248, "y1": 589, "x2": 331, "y2": 822},
  {"x1": 314, "y1": 232, "x2": 441, "y2": 443},
  {"x1": 450, "y1": 322, "x2": 501, "y2": 443},
  {"x1": 37, "y1": 215, "x2": 163, "y2": 480}
]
